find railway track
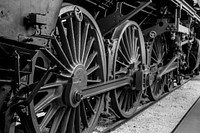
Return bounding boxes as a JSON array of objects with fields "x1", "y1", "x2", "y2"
[{"x1": 94, "y1": 75, "x2": 195, "y2": 133}]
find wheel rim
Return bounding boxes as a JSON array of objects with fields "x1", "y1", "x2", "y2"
[
  {"x1": 111, "y1": 21, "x2": 145, "y2": 118},
  {"x1": 24, "y1": 5, "x2": 106, "y2": 133},
  {"x1": 148, "y1": 34, "x2": 166, "y2": 100}
]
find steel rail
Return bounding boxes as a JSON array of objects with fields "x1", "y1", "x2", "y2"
[{"x1": 99, "y1": 76, "x2": 195, "y2": 133}]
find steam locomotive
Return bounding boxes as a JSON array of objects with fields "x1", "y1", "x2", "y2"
[{"x1": 0, "y1": 0, "x2": 200, "y2": 133}]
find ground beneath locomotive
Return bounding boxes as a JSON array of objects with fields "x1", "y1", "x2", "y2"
[{"x1": 94, "y1": 75, "x2": 200, "y2": 133}]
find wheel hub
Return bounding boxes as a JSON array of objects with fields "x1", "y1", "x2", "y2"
[{"x1": 63, "y1": 65, "x2": 87, "y2": 108}]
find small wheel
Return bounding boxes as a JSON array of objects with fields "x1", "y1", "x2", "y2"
[
  {"x1": 164, "y1": 71, "x2": 174, "y2": 92},
  {"x1": 147, "y1": 33, "x2": 166, "y2": 100},
  {"x1": 21, "y1": 5, "x2": 106, "y2": 133},
  {"x1": 110, "y1": 21, "x2": 146, "y2": 118}
]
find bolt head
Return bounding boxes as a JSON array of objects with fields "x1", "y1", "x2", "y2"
[{"x1": 75, "y1": 91, "x2": 83, "y2": 102}]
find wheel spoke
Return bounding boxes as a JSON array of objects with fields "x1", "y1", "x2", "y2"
[
  {"x1": 118, "y1": 90, "x2": 126, "y2": 107},
  {"x1": 152, "y1": 44, "x2": 158, "y2": 59},
  {"x1": 153, "y1": 82, "x2": 158, "y2": 94},
  {"x1": 133, "y1": 37, "x2": 138, "y2": 59},
  {"x1": 154, "y1": 39, "x2": 159, "y2": 55},
  {"x1": 40, "y1": 48, "x2": 69, "y2": 72},
  {"x1": 35, "y1": 90, "x2": 57, "y2": 112},
  {"x1": 132, "y1": 27, "x2": 136, "y2": 56},
  {"x1": 129, "y1": 27, "x2": 133, "y2": 55},
  {"x1": 75, "y1": 106, "x2": 81, "y2": 133},
  {"x1": 151, "y1": 56, "x2": 158, "y2": 63},
  {"x1": 80, "y1": 102, "x2": 89, "y2": 128},
  {"x1": 35, "y1": 65, "x2": 47, "y2": 71},
  {"x1": 126, "y1": 92, "x2": 131, "y2": 111},
  {"x1": 83, "y1": 37, "x2": 95, "y2": 65},
  {"x1": 121, "y1": 37, "x2": 131, "y2": 60},
  {"x1": 134, "y1": 37, "x2": 138, "y2": 52},
  {"x1": 116, "y1": 60, "x2": 129, "y2": 67},
  {"x1": 157, "y1": 46, "x2": 162, "y2": 60},
  {"x1": 160, "y1": 45, "x2": 165, "y2": 61},
  {"x1": 85, "y1": 51, "x2": 97, "y2": 69},
  {"x1": 59, "y1": 108, "x2": 71, "y2": 133},
  {"x1": 129, "y1": 91, "x2": 133, "y2": 109},
  {"x1": 81, "y1": 22, "x2": 90, "y2": 63},
  {"x1": 117, "y1": 89, "x2": 124, "y2": 99},
  {"x1": 68, "y1": 108, "x2": 76, "y2": 133},
  {"x1": 39, "y1": 104, "x2": 59, "y2": 131},
  {"x1": 87, "y1": 64, "x2": 100, "y2": 76},
  {"x1": 124, "y1": 29, "x2": 131, "y2": 56},
  {"x1": 132, "y1": 46, "x2": 139, "y2": 62},
  {"x1": 50, "y1": 108, "x2": 66, "y2": 133},
  {"x1": 51, "y1": 36, "x2": 73, "y2": 69},
  {"x1": 132, "y1": 91, "x2": 137, "y2": 106},
  {"x1": 67, "y1": 17, "x2": 77, "y2": 63},
  {"x1": 84, "y1": 99, "x2": 95, "y2": 115},
  {"x1": 119, "y1": 47, "x2": 131, "y2": 64},
  {"x1": 57, "y1": 19, "x2": 75, "y2": 65},
  {"x1": 74, "y1": 20, "x2": 81, "y2": 62},
  {"x1": 121, "y1": 91, "x2": 128, "y2": 111}
]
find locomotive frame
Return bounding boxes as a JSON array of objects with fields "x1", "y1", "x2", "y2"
[{"x1": 0, "y1": 0, "x2": 200, "y2": 133}]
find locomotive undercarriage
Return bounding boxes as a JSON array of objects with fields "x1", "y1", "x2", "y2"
[{"x1": 0, "y1": 0, "x2": 200, "y2": 133}]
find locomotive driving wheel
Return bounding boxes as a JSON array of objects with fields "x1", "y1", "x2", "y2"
[
  {"x1": 147, "y1": 33, "x2": 167, "y2": 100},
  {"x1": 21, "y1": 5, "x2": 106, "y2": 133},
  {"x1": 110, "y1": 21, "x2": 146, "y2": 118}
]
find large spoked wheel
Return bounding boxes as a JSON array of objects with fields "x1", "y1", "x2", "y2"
[
  {"x1": 147, "y1": 34, "x2": 166, "y2": 100},
  {"x1": 24, "y1": 5, "x2": 106, "y2": 133},
  {"x1": 110, "y1": 21, "x2": 146, "y2": 118}
]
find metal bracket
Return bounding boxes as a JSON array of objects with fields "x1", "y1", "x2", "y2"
[
  {"x1": 24, "y1": 13, "x2": 46, "y2": 29},
  {"x1": 143, "y1": 19, "x2": 175, "y2": 41},
  {"x1": 135, "y1": 69, "x2": 145, "y2": 91},
  {"x1": 97, "y1": 0, "x2": 152, "y2": 36},
  {"x1": 106, "y1": 39, "x2": 118, "y2": 80}
]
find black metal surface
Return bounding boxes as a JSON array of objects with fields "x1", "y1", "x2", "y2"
[{"x1": 97, "y1": 0, "x2": 152, "y2": 36}]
